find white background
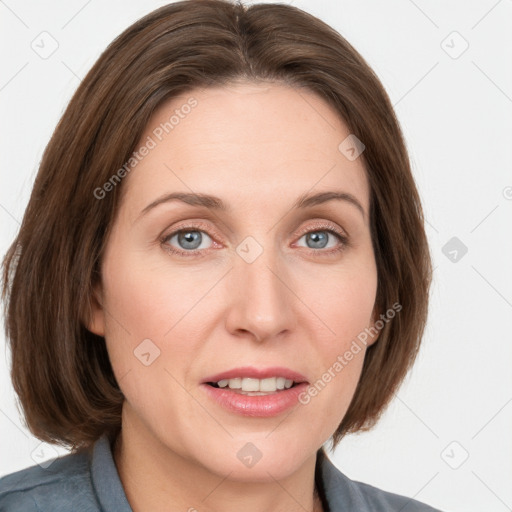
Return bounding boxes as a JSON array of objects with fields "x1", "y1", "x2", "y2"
[{"x1": 1, "y1": 1, "x2": 511, "y2": 511}]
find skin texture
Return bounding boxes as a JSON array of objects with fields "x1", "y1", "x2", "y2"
[{"x1": 87, "y1": 81, "x2": 380, "y2": 512}]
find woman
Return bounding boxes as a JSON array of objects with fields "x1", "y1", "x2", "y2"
[{"x1": 0, "y1": 0, "x2": 441, "y2": 510}]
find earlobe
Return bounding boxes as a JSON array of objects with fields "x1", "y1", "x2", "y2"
[{"x1": 83, "y1": 281, "x2": 105, "y2": 336}]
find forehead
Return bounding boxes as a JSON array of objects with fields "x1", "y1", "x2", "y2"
[{"x1": 120, "y1": 81, "x2": 370, "y2": 219}]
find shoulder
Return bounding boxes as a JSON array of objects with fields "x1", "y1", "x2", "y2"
[
  {"x1": 349, "y1": 478, "x2": 444, "y2": 511},
  {"x1": 0, "y1": 448, "x2": 100, "y2": 511},
  {"x1": 318, "y1": 450, "x2": 445, "y2": 511}
]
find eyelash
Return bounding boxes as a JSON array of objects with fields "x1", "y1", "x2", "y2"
[{"x1": 159, "y1": 220, "x2": 349, "y2": 258}]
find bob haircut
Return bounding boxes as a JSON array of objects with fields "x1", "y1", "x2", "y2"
[{"x1": 1, "y1": 0, "x2": 432, "y2": 452}]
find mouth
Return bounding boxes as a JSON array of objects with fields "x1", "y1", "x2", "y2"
[
  {"x1": 205, "y1": 377, "x2": 303, "y2": 395},
  {"x1": 201, "y1": 377, "x2": 310, "y2": 417},
  {"x1": 201, "y1": 366, "x2": 309, "y2": 399}
]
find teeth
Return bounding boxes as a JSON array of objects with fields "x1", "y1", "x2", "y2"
[{"x1": 215, "y1": 377, "x2": 296, "y2": 392}]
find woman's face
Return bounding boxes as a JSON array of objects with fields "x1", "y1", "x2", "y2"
[{"x1": 88, "y1": 81, "x2": 380, "y2": 480}]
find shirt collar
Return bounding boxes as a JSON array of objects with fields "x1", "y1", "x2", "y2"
[
  {"x1": 91, "y1": 434, "x2": 133, "y2": 511},
  {"x1": 316, "y1": 447, "x2": 361, "y2": 509}
]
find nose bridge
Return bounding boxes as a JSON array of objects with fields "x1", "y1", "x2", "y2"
[{"x1": 226, "y1": 235, "x2": 295, "y2": 340}]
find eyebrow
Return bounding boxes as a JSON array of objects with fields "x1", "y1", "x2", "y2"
[{"x1": 137, "y1": 190, "x2": 365, "y2": 221}]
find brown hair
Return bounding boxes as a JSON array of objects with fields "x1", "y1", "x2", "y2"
[{"x1": 1, "y1": 0, "x2": 432, "y2": 452}]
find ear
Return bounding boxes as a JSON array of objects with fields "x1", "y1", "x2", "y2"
[
  {"x1": 366, "y1": 306, "x2": 382, "y2": 347},
  {"x1": 83, "y1": 279, "x2": 106, "y2": 337}
]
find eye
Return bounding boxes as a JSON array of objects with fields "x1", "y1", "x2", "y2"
[
  {"x1": 293, "y1": 221, "x2": 349, "y2": 255},
  {"x1": 161, "y1": 223, "x2": 216, "y2": 257},
  {"x1": 297, "y1": 231, "x2": 338, "y2": 249}
]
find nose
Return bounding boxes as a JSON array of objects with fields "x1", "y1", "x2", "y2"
[{"x1": 224, "y1": 242, "x2": 296, "y2": 343}]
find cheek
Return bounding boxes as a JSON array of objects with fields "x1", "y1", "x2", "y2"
[
  {"x1": 99, "y1": 256, "x2": 205, "y2": 431},
  {"x1": 297, "y1": 260, "x2": 377, "y2": 413},
  {"x1": 301, "y1": 255, "x2": 378, "y2": 345},
  {"x1": 101, "y1": 247, "x2": 211, "y2": 338},
  {"x1": 99, "y1": 248, "x2": 224, "y2": 389}
]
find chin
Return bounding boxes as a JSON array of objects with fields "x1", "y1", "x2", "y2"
[{"x1": 190, "y1": 436, "x2": 316, "y2": 481}]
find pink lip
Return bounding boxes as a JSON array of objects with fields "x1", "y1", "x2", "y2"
[
  {"x1": 201, "y1": 366, "x2": 308, "y2": 384},
  {"x1": 201, "y1": 382, "x2": 309, "y2": 417}
]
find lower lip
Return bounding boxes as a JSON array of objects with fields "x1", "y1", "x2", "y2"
[{"x1": 201, "y1": 382, "x2": 309, "y2": 417}]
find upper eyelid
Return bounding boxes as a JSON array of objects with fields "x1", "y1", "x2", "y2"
[{"x1": 294, "y1": 220, "x2": 347, "y2": 237}]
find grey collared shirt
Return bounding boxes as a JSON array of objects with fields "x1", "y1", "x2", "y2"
[{"x1": 0, "y1": 435, "x2": 444, "y2": 511}]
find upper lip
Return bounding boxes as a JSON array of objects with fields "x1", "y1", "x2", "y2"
[{"x1": 202, "y1": 366, "x2": 309, "y2": 384}]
